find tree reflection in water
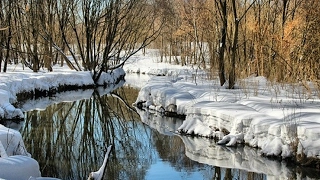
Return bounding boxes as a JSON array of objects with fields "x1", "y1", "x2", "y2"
[
  {"x1": 21, "y1": 86, "x2": 156, "y2": 180},
  {"x1": 18, "y1": 85, "x2": 269, "y2": 180}
]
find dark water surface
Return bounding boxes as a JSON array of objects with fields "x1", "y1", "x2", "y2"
[{"x1": 12, "y1": 84, "x2": 319, "y2": 180}]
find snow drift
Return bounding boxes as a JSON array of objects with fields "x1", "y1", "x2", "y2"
[{"x1": 134, "y1": 74, "x2": 320, "y2": 161}]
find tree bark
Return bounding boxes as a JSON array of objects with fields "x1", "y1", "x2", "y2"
[{"x1": 217, "y1": 0, "x2": 227, "y2": 86}]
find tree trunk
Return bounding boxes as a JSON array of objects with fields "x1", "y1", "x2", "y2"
[
  {"x1": 217, "y1": 0, "x2": 227, "y2": 86},
  {"x1": 229, "y1": 0, "x2": 239, "y2": 89},
  {"x1": 229, "y1": 20, "x2": 239, "y2": 89}
]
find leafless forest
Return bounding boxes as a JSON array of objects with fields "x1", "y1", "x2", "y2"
[
  {"x1": 0, "y1": 0, "x2": 319, "y2": 88},
  {"x1": 0, "y1": 0, "x2": 162, "y2": 83}
]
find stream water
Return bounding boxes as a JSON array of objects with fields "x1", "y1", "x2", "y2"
[{"x1": 3, "y1": 77, "x2": 319, "y2": 179}]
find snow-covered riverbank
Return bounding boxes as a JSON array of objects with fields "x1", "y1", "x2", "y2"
[
  {"x1": 137, "y1": 110, "x2": 320, "y2": 180},
  {"x1": 125, "y1": 51, "x2": 320, "y2": 164},
  {"x1": 0, "y1": 67, "x2": 125, "y2": 120}
]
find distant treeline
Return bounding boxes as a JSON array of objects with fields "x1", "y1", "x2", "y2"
[
  {"x1": 0, "y1": 0, "x2": 319, "y2": 88},
  {"x1": 0, "y1": 0, "x2": 162, "y2": 84},
  {"x1": 152, "y1": 0, "x2": 320, "y2": 89}
]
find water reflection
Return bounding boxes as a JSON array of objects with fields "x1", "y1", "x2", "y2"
[
  {"x1": 137, "y1": 108, "x2": 266, "y2": 180},
  {"x1": 19, "y1": 86, "x2": 156, "y2": 179},
  {"x1": 8, "y1": 84, "x2": 320, "y2": 180}
]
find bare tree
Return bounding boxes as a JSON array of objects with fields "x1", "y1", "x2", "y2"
[
  {"x1": 1, "y1": 0, "x2": 162, "y2": 83},
  {"x1": 54, "y1": 0, "x2": 163, "y2": 84},
  {"x1": 228, "y1": 0, "x2": 256, "y2": 89}
]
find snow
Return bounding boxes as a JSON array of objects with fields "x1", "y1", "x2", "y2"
[
  {"x1": 0, "y1": 65, "x2": 125, "y2": 120},
  {"x1": 0, "y1": 155, "x2": 41, "y2": 179},
  {"x1": 1, "y1": 49, "x2": 320, "y2": 178},
  {"x1": 0, "y1": 125, "x2": 42, "y2": 179},
  {"x1": 126, "y1": 50, "x2": 320, "y2": 161},
  {"x1": 0, "y1": 124, "x2": 30, "y2": 157}
]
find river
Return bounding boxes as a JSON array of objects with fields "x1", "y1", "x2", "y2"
[{"x1": 3, "y1": 75, "x2": 318, "y2": 179}]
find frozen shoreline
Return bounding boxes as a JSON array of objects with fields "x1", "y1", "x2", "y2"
[
  {"x1": 124, "y1": 51, "x2": 320, "y2": 164},
  {"x1": 137, "y1": 107, "x2": 319, "y2": 179},
  {"x1": 0, "y1": 68, "x2": 125, "y2": 120},
  {"x1": 133, "y1": 74, "x2": 320, "y2": 163}
]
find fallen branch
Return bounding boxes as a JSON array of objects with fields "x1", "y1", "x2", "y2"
[{"x1": 88, "y1": 145, "x2": 113, "y2": 180}]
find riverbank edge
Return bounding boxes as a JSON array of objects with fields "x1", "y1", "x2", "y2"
[
  {"x1": 0, "y1": 70, "x2": 125, "y2": 121},
  {"x1": 131, "y1": 72, "x2": 320, "y2": 170},
  {"x1": 134, "y1": 103, "x2": 320, "y2": 170}
]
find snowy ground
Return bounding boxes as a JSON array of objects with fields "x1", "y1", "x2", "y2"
[{"x1": 125, "y1": 50, "x2": 320, "y2": 162}]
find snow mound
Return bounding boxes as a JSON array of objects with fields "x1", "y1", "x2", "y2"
[
  {"x1": 0, "y1": 125, "x2": 42, "y2": 180},
  {"x1": 0, "y1": 124, "x2": 30, "y2": 156},
  {"x1": 0, "y1": 155, "x2": 41, "y2": 180},
  {"x1": 96, "y1": 68, "x2": 125, "y2": 85},
  {"x1": 135, "y1": 74, "x2": 320, "y2": 159},
  {"x1": 0, "y1": 89, "x2": 24, "y2": 119}
]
